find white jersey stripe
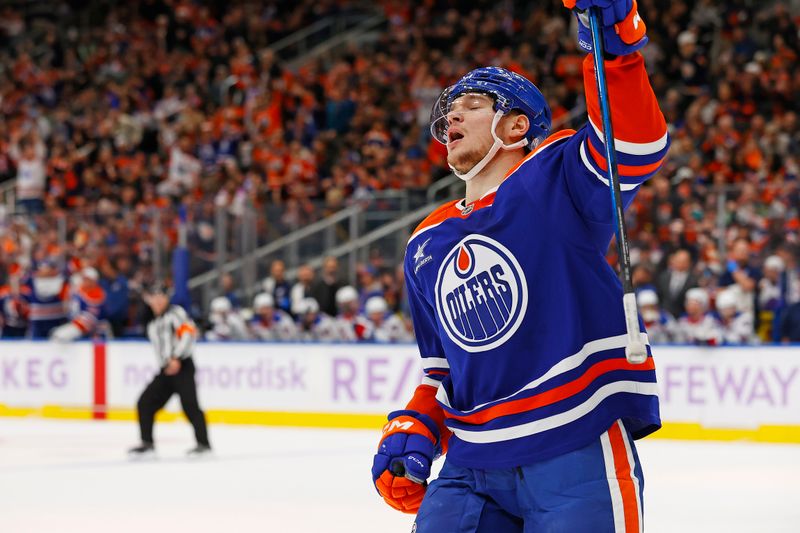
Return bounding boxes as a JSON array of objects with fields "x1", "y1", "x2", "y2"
[
  {"x1": 580, "y1": 142, "x2": 641, "y2": 191},
  {"x1": 449, "y1": 380, "x2": 659, "y2": 443},
  {"x1": 436, "y1": 332, "x2": 649, "y2": 411},
  {"x1": 421, "y1": 376, "x2": 441, "y2": 388},
  {"x1": 600, "y1": 428, "x2": 627, "y2": 533},
  {"x1": 618, "y1": 420, "x2": 644, "y2": 532},
  {"x1": 588, "y1": 118, "x2": 669, "y2": 156},
  {"x1": 422, "y1": 357, "x2": 450, "y2": 370}
]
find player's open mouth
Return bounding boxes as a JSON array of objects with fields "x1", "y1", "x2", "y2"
[{"x1": 448, "y1": 130, "x2": 464, "y2": 146}]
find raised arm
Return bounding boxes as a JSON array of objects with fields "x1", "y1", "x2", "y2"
[{"x1": 561, "y1": 1, "x2": 669, "y2": 250}]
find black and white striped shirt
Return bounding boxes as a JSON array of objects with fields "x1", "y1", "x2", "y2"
[{"x1": 146, "y1": 305, "x2": 197, "y2": 367}]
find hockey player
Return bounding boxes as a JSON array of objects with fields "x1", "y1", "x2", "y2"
[
  {"x1": 204, "y1": 296, "x2": 250, "y2": 340},
  {"x1": 50, "y1": 267, "x2": 107, "y2": 342},
  {"x1": 637, "y1": 289, "x2": 681, "y2": 344},
  {"x1": 676, "y1": 288, "x2": 722, "y2": 346},
  {"x1": 129, "y1": 285, "x2": 211, "y2": 457},
  {"x1": 0, "y1": 269, "x2": 30, "y2": 338},
  {"x1": 248, "y1": 292, "x2": 298, "y2": 341},
  {"x1": 364, "y1": 296, "x2": 413, "y2": 343},
  {"x1": 27, "y1": 261, "x2": 69, "y2": 339},
  {"x1": 715, "y1": 289, "x2": 757, "y2": 345},
  {"x1": 371, "y1": 1, "x2": 668, "y2": 530},
  {"x1": 333, "y1": 285, "x2": 372, "y2": 341},
  {"x1": 294, "y1": 297, "x2": 338, "y2": 342}
]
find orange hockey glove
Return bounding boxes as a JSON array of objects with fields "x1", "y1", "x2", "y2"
[{"x1": 371, "y1": 410, "x2": 442, "y2": 514}]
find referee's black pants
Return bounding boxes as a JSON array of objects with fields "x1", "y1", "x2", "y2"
[{"x1": 136, "y1": 357, "x2": 210, "y2": 447}]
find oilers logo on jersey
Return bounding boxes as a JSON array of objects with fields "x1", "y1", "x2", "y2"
[{"x1": 435, "y1": 235, "x2": 527, "y2": 352}]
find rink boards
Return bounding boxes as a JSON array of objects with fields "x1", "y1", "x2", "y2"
[{"x1": 1, "y1": 341, "x2": 799, "y2": 443}]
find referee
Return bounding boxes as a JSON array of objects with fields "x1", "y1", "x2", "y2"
[{"x1": 128, "y1": 285, "x2": 211, "y2": 457}]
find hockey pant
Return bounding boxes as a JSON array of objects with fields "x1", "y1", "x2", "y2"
[
  {"x1": 136, "y1": 357, "x2": 210, "y2": 447},
  {"x1": 413, "y1": 420, "x2": 644, "y2": 533}
]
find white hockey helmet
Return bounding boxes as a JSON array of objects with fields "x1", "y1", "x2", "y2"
[
  {"x1": 253, "y1": 292, "x2": 274, "y2": 310},
  {"x1": 336, "y1": 285, "x2": 359, "y2": 305},
  {"x1": 636, "y1": 289, "x2": 659, "y2": 307},
  {"x1": 210, "y1": 296, "x2": 233, "y2": 313},
  {"x1": 685, "y1": 288, "x2": 709, "y2": 309},
  {"x1": 365, "y1": 296, "x2": 388, "y2": 315},
  {"x1": 764, "y1": 255, "x2": 785, "y2": 272},
  {"x1": 297, "y1": 297, "x2": 319, "y2": 314},
  {"x1": 715, "y1": 289, "x2": 738, "y2": 311}
]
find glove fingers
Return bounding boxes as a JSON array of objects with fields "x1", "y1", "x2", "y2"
[
  {"x1": 402, "y1": 453, "x2": 431, "y2": 484},
  {"x1": 376, "y1": 471, "x2": 426, "y2": 514},
  {"x1": 383, "y1": 493, "x2": 424, "y2": 514}
]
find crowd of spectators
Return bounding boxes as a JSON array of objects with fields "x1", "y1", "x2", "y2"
[
  {"x1": 0, "y1": 0, "x2": 799, "y2": 344},
  {"x1": 204, "y1": 256, "x2": 412, "y2": 342}
]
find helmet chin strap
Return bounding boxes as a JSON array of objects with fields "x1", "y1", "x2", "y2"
[{"x1": 451, "y1": 110, "x2": 530, "y2": 182}]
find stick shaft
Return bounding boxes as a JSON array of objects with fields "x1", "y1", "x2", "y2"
[{"x1": 587, "y1": 8, "x2": 647, "y2": 364}]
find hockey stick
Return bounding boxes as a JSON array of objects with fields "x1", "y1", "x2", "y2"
[{"x1": 586, "y1": 8, "x2": 647, "y2": 364}]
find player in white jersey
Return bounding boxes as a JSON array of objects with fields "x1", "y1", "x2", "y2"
[
  {"x1": 333, "y1": 285, "x2": 372, "y2": 341},
  {"x1": 205, "y1": 296, "x2": 250, "y2": 340},
  {"x1": 715, "y1": 289, "x2": 757, "y2": 345},
  {"x1": 677, "y1": 288, "x2": 723, "y2": 345},
  {"x1": 294, "y1": 297, "x2": 338, "y2": 342},
  {"x1": 364, "y1": 296, "x2": 413, "y2": 343},
  {"x1": 248, "y1": 292, "x2": 297, "y2": 341},
  {"x1": 637, "y1": 289, "x2": 681, "y2": 344}
]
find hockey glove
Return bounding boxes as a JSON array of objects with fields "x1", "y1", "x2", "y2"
[
  {"x1": 564, "y1": 0, "x2": 648, "y2": 57},
  {"x1": 371, "y1": 410, "x2": 441, "y2": 514}
]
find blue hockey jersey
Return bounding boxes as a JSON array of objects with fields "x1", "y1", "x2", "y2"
[{"x1": 403, "y1": 52, "x2": 669, "y2": 469}]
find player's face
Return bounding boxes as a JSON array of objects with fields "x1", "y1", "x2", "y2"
[
  {"x1": 685, "y1": 299, "x2": 703, "y2": 317},
  {"x1": 445, "y1": 94, "x2": 496, "y2": 173}
]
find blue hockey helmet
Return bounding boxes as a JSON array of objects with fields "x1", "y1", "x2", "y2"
[{"x1": 430, "y1": 67, "x2": 552, "y2": 147}]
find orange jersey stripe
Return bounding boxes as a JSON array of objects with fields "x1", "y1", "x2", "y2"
[
  {"x1": 445, "y1": 357, "x2": 655, "y2": 425},
  {"x1": 584, "y1": 52, "x2": 666, "y2": 144},
  {"x1": 608, "y1": 422, "x2": 641, "y2": 532},
  {"x1": 409, "y1": 193, "x2": 498, "y2": 241},
  {"x1": 503, "y1": 129, "x2": 577, "y2": 178},
  {"x1": 587, "y1": 140, "x2": 664, "y2": 176},
  {"x1": 410, "y1": 200, "x2": 460, "y2": 240}
]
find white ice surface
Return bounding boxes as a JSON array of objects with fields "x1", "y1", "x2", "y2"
[{"x1": 1, "y1": 418, "x2": 798, "y2": 532}]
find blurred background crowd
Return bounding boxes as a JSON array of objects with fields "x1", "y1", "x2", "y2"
[{"x1": 0, "y1": 0, "x2": 799, "y2": 344}]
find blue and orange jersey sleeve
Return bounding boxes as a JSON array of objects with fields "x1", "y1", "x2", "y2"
[
  {"x1": 557, "y1": 51, "x2": 669, "y2": 250},
  {"x1": 581, "y1": 52, "x2": 669, "y2": 186},
  {"x1": 73, "y1": 286, "x2": 106, "y2": 333},
  {"x1": 403, "y1": 223, "x2": 453, "y2": 450}
]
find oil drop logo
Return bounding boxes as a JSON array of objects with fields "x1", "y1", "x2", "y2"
[{"x1": 435, "y1": 235, "x2": 527, "y2": 352}]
